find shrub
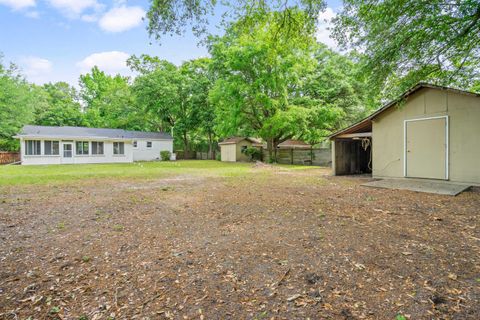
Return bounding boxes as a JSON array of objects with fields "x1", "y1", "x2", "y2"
[
  {"x1": 241, "y1": 147, "x2": 262, "y2": 161},
  {"x1": 160, "y1": 150, "x2": 171, "y2": 161}
]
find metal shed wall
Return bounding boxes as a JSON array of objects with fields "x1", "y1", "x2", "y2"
[{"x1": 372, "y1": 87, "x2": 480, "y2": 184}]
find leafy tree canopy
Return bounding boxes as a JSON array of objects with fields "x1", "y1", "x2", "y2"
[
  {"x1": 209, "y1": 10, "x2": 344, "y2": 157},
  {"x1": 79, "y1": 67, "x2": 141, "y2": 130},
  {"x1": 131, "y1": 56, "x2": 214, "y2": 153},
  {"x1": 0, "y1": 58, "x2": 45, "y2": 151},
  {"x1": 333, "y1": 0, "x2": 480, "y2": 96},
  {"x1": 35, "y1": 82, "x2": 84, "y2": 127},
  {"x1": 146, "y1": 0, "x2": 325, "y2": 42},
  {"x1": 300, "y1": 45, "x2": 381, "y2": 129}
]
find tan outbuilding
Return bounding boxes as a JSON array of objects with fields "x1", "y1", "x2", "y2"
[
  {"x1": 219, "y1": 137, "x2": 265, "y2": 162},
  {"x1": 329, "y1": 83, "x2": 480, "y2": 185}
]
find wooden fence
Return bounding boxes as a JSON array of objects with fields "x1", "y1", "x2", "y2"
[
  {"x1": 262, "y1": 148, "x2": 331, "y2": 166},
  {"x1": 0, "y1": 152, "x2": 20, "y2": 165},
  {"x1": 175, "y1": 151, "x2": 217, "y2": 160},
  {"x1": 195, "y1": 151, "x2": 217, "y2": 160},
  {"x1": 175, "y1": 150, "x2": 197, "y2": 160},
  {"x1": 177, "y1": 148, "x2": 331, "y2": 166}
]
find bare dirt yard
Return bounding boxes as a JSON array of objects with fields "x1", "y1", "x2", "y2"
[{"x1": 1, "y1": 161, "x2": 479, "y2": 319}]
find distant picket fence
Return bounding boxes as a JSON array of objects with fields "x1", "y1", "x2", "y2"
[{"x1": 0, "y1": 152, "x2": 20, "y2": 165}]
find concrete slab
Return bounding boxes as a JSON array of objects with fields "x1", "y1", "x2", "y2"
[{"x1": 362, "y1": 178, "x2": 471, "y2": 196}]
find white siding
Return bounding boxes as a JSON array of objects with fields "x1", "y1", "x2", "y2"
[
  {"x1": 20, "y1": 138, "x2": 133, "y2": 165},
  {"x1": 132, "y1": 139, "x2": 173, "y2": 161}
]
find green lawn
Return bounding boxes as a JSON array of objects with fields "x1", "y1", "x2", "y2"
[
  {"x1": 0, "y1": 160, "x2": 323, "y2": 186},
  {"x1": 0, "y1": 161, "x2": 249, "y2": 186}
]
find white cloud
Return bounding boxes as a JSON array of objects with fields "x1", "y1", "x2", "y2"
[
  {"x1": 81, "y1": 13, "x2": 98, "y2": 22},
  {"x1": 316, "y1": 7, "x2": 338, "y2": 50},
  {"x1": 76, "y1": 51, "x2": 131, "y2": 76},
  {"x1": 99, "y1": 6, "x2": 145, "y2": 33},
  {"x1": 47, "y1": 0, "x2": 104, "y2": 18},
  {"x1": 0, "y1": 0, "x2": 35, "y2": 11},
  {"x1": 21, "y1": 56, "x2": 53, "y2": 84},
  {"x1": 25, "y1": 10, "x2": 40, "y2": 18}
]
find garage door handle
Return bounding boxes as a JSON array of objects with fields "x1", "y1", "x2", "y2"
[{"x1": 407, "y1": 150, "x2": 411, "y2": 153}]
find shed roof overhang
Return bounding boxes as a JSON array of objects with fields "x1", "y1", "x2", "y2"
[
  {"x1": 329, "y1": 119, "x2": 372, "y2": 140},
  {"x1": 328, "y1": 82, "x2": 480, "y2": 140}
]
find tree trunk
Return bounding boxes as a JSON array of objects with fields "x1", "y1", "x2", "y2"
[
  {"x1": 182, "y1": 132, "x2": 189, "y2": 159},
  {"x1": 208, "y1": 132, "x2": 214, "y2": 160},
  {"x1": 267, "y1": 138, "x2": 279, "y2": 163},
  {"x1": 267, "y1": 139, "x2": 273, "y2": 163},
  {"x1": 273, "y1": 138, "x2": 278, "y2": 163}
]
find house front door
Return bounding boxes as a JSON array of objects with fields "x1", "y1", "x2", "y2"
[{"x1": 62, "y1": 142, "x2": 74, "y2": 164}]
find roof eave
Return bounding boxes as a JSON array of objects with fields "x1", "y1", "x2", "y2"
[
  {"x1": 14, "y1": 134, "x2": 133, "y2": 141},
  {"x1": 329, "y1": 82, "x2": 480, "y2": 140},
  {"x1": 131, "y1": 137, "x2": 173, "y2": 141}
]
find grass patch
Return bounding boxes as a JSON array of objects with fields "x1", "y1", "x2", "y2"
[
  {"x1": 0, "y1": 160, "x2": 250, "y2": 186},
  {"x1": 56, "y1": 221, "x2": 66, "y2": 231},
  {"x1": 0, "y1": 160, "x2": 323, "y2": 186},
  {"x1": 274, "y1": 164, "x2": 324, "y2": 170},
  {"x1": 113, "y1": 224, "x2": 124, "y2": 232}
]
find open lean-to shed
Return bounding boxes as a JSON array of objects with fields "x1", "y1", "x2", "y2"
[
  {"x1": 330, "y1": 83, "x2": 480, "y2": 185},
  {"x1": 219, "y1": 137, "x2": 264, "y2": 162}
]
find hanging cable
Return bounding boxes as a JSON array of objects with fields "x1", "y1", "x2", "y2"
[{"x1": 361, "y1": 137, "x2": 372, "y2": 171}]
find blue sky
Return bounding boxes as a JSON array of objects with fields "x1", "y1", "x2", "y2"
[{"x1": 0, "y1": 0, "x2": 342, "y2": 86}]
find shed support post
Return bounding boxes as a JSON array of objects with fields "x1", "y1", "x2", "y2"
[{"x1": 331, "y1": 140, "x2": 336, "y2": 175}]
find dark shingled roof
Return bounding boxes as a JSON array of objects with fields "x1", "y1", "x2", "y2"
[{"x1": 15, "y1": 125, "x2": 172, "y2": 140}]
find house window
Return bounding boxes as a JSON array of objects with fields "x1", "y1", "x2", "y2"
[
  {"x1": 241, "y1": 145, "x2": 248, "y2": 152},
  {"x1": 25, "y1": 140, "x2": 41, "y2": 155},
  {"x1": 133, "y1": 141, "x2": 137, "y2": 148},
  {"x1": 91, "y1": 141, "x2": 104, "y2": 155},
  {"x1": 76, "y1": 141, "x2": 89, "y2": 155},
  {"x1": 146, "y1": 141, "x2": 152, "y2": 148},
  {"x1": 113, "y1": 142, "x2": 124, "y2": 155},
  {"x1": 44, "y1": 141, "x2": 59, "y2": 155}
]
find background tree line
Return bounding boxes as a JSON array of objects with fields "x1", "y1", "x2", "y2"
[
  {"x1": 0, "y1": 16, "x2": 378, "y2": 157},
  {"x1": 2, "y1": 0, "x2": 479, "y2": 158}
]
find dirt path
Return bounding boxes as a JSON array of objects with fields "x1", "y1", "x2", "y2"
[{"x1": 1, "y1": 169, "x2": 479, "y2": 319}]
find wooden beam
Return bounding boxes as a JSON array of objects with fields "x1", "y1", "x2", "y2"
[{"x1": 337, "y1": 132, "x2": 372, "y2": 139}]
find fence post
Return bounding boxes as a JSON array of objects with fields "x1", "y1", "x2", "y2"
[
  {"x1": 290, "y1": 148, "x2": 293, "y2": 164},
  {"x1": 310, "y1": 147, "x2": 313, "y2": 165}
]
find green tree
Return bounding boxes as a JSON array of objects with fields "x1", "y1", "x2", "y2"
[
  {"x1": 209, "y1": 11, "x2": 340, "y2": 159},
  {"x1": 132, "y1": 57, "x2": 203, "y2": 154},
  {"x1": 182, "y1": 58, "x2": 217, "y2": 158},
  {"x1": 0, "y1": 58, "x2": 43, "y2": 151},
  {"x1": 333, "y1": 0, "x2": 480, "y2": 97},
  {"x1": 127, "y1": 54, "x2": 166, "y2": 74},
  {"x1": 299, "y1": 45, "x2": 380, "y2": 130},
  {"x1": 79, "y1": 67, "x2": 140, "y2": 129},
  {"x1": 34, "y1": 82, "x2": 84, "y2": 127},
  {"x1": 146, "y1": 0, "x2": 325, "y2": 42}
]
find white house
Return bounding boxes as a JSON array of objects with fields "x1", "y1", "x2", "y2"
[{"x1": 14, "y1": 125, "x2": 174, "y2": 165}]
